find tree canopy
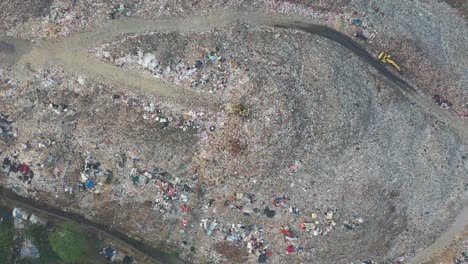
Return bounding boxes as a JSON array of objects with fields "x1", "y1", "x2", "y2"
[{"x1": 49, "y1": 222, "x2": 88, "y2": 263}]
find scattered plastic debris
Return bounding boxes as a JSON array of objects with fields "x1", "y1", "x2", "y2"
[
  {"x1": 281, "y1": 227, "x2": 297, "y2": 241},
  {"x1": 273, "y1": 196, "x2": 287, "y2": 207},
  {"x1": 20, "y1": 239, "x2": 40, "y2": 259},
  {"x1": 433, "y1": 95, "x2": 452, "y2": 109},
  {"x1": 460, "y1": 111, "x2": 468, "y2": 119},
  {"x1": 226, "y1": 235, "x2": 240, "y2": 241},
  {"x1": 264, "y1": 207, "x2": 276, "y2": 218}
]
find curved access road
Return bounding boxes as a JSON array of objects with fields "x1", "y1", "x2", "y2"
[
  {"x1": 3, "y1": 9, "x2": 468, "y2": 264},
  {"x1": 7, "y1": 10, "x2": 467, "y2": 140}
]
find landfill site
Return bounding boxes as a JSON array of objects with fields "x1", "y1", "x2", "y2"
[{"x1": 1, "y1": 0, "x2": 468, "y2": 263}]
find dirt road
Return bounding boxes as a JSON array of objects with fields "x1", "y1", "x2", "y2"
[
  {"x1": 2, "y1": 9, "x2": 467, "y2": 263},
  {"x1": 0, "y1": 186, "x2": 185, "y2": 264},
  {"x1": 0, "y1": 187, "x2": 184, "y2": 264},
  {"x1": 7, "y1": 10, "x2": 467, "y2": 139},
  {"x1": 409, "y1": 207, "x2": 468, "y2": 264}
]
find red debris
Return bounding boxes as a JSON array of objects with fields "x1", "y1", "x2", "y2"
[
  {"x1": 167, "y1": 187, "x2": 177, "y2": 196},
  {"x1": 18, "y1": 165, "x2": 30, "y2": 175},
  {"x1": 281, "y1": 228, "x2": 293, "y2": 238},
  {"x1": 181, "y1": 219, "x2": 189, "y2": 227},
  {"x1": 289, "y1": 162, "x2": 298, "y2": 172},
  {"x1": 287, "y1": 245, "x2": 294, "y2": 253},
  {"x1": 273, "y1": 196, "x2": 287, "y2": 207},
  {"x1": 266, "y1": 251, "x2": 273, "y2": 257},
  {"x1": 181, "y1": 204, "x2": 191, "y2": 213}
]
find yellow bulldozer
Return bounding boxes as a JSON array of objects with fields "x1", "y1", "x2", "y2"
[
  {"x1": 226, "y1": 105, "x2": 249, "y2": 117},
  {"x1": 378, "y1": 52, "x2": 401, "y2": 72}
]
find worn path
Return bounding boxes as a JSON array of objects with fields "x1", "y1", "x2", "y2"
[
  {"x1": 409, "y1": 207, "x2": 468, "y2": 264},
  {"x1": 1, "y1": 9, "x2": 467, "y2": 263},
  {"x1": 7, "y1": 10, "x2": 468, "y2": 140}
]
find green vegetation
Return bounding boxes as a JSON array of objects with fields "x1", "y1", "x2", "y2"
[
  {"x1": 49, "y1": 222, "x2": 89, "y2": 263},
  {"x1": 0, "y1": 221, "x2": 14, "y2": 263},
  {"x1": 21, "y1": 222, "x2": 104, "y2": 264},
  {"x1": 23, "y1": 224, "x2": 61, "y2": 264},
  {"x1": 168, "y1": 250, "x2": 180, "y2": 259}
]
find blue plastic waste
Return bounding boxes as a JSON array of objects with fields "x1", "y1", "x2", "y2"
[{"x1": 85, "y1": 180, "x2": 95, "y2": 188}]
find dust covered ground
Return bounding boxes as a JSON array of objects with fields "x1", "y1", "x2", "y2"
[{"x1": 1, "y1": 1, "x2": 467, "y2": 263}]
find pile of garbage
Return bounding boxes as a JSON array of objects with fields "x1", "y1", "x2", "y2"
[
  {"x1": 43, "y1": 1, "x2": 93, "y2": 38},
  {"x1": 78, "y1": 156, "x2": 108, "y2": 192},
  {"x1": 113, "y1": 93, "x2": 207, "y2": 132},
  {"x1": 93, "y1": 32, "x2": 249, "y2": 96},
  {"x1": 2, "y1": 157, "x2": 34, "y2": 184},
  {"x1": 350, "y1": 13, "x2": 378, "y2": 43},
  {"x1": 343, "y1": 214, "x2": 365, "y2": 230},
  {"x1": 35, "y1": 68, "x2": 64, "y2": 89},
  {"x1": 102, "y1": 245, "x2": 135, "y2": 264},
  {"x1": 201, "y1": 217, "x2": 272, "y2": 261},
  {"x1": 20, "y1": 239, "x2": 40, "y2": 260},
  {"x1": 460, "y1": 111, "x2": 468, "y2": 119},
  {"x1": 0, "y1": 114, "x2": 15, "y2": 139},
  {"x1": 433, "y1": 95, "x2": 453, "y2": 110},
  {"x1": 141, "y1": 101, "x2": 201, "y2": 131},
  {"x1": 299, "y1": 208, "x2": 338, "y2": 237},
  {"x1": 107, "y1": 3, "x2": 133, "y2": 19},
  {"x1": 227, "y1": 192, "x2": 257, "y2": 215},
  {"x1": 124, "y1": 159, "x2": 196, "y2": 217}
]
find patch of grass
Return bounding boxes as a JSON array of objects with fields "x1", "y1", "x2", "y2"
[
  {"x1": 0, "y1": 221, "x2": 14, "y2": 263},
  {"x1": 168, "y1": 250, "x2": 180, "y2": 259},
  {"x1": 49, "y1": 222, "x2": 89, "y2": 263}
]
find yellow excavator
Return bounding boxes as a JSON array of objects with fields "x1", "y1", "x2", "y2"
[
  {"x1": 378, "y1": 52, "x2": 401, "y2": 72},
  {"x1": 226, "y1": 105, "x2": 249, "y2": 117}
]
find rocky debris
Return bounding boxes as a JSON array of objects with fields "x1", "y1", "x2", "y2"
[
  {"x1": 433, "y1": 94, "x2": 453, "y2": 110},
  {"x1": 0, "y1": 1, "x2": 467, "y2": 264},
  {"x1": 92, "y1": 30, "x2": 249, "y2": 97},
  {"x1": 2, "y1": 156, "x2": 34, "y2": 184},
  {"x1": 0, "y1": 114, "x2": 15, "y2": 139}
]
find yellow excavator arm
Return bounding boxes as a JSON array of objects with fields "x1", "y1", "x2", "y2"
[
  {"x1": 378, "y1": 52, "x2": 401, "y2": 72},
  {"x1": 378, "y1": 52, "x2": 385, "y2": 60},
  {"x1": 385, "y1": 59, "x2": 401, "y2": 72}
]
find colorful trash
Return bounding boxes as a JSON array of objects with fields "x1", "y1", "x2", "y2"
[
  {"x1": 181, "y1": 204, "x2": 191, "y2": 214},
  {"x1": 85, "y1": 180, "x2": 95, "y2": 189},
  {"x1": 226, "y1": 235, "x2": 240, "y2": 241},
  {"x1": 18, "y1": 165, "x2": 30, "y2": 175},
  {"x1": 273, "y1": 196, "x2": 287, "y2": 207}
]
